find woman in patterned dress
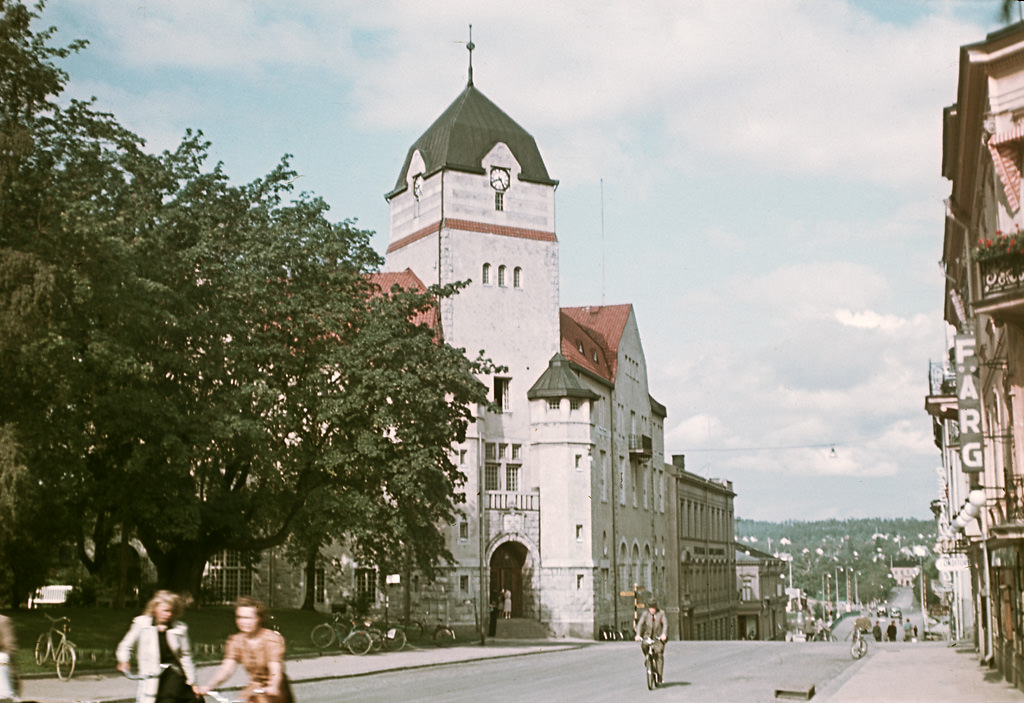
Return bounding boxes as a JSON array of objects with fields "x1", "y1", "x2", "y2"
[{"x1": 197, "y1": 597, "x2": 292, "y2": 703}]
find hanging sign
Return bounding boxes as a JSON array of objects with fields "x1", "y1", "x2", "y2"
[{"x1": 954, "y1": 334, "x2": 983, "y2": 473}]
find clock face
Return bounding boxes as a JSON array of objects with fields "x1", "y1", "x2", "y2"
[
  {"x1": 412, "y1": 174, "x2": 424, "y2": 199},
  {"x1": 490, "y1": 167, "x2": 510, "y2": 192}
]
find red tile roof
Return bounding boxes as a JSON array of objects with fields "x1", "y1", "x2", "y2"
[
  {"x1": 559, "y1": 304, "x2": 632, "y2": 383},
  {"x1": 368, "y1": 269, "x2": 439, "y2": 331}
]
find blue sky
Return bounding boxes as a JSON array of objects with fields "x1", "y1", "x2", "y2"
[{"x1": 38, "y1": 1, "x2": 1011, "y2": 521}]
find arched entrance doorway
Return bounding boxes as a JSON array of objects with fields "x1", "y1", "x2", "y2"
[{"x1": 490, "y1": 541, "x2": 527, "y2": 618}]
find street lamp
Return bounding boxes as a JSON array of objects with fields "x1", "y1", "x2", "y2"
[
  {"x1": 912, "y1": 545, "x2": 929, "y2": 638},
  {"x1": 835, "y1": 567, "x2": 844, "y2": 617}
]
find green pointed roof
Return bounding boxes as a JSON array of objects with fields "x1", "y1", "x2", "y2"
[
  {"x1": 387, "y1": 83, "x2": 557, "y2": 199},
  {"x1": 527, "y1": 353, "x2": 600, "y2": 401}
]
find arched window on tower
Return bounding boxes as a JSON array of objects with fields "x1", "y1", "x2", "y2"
[
  {"x1": 498, "y1": 265, "x2": 506, "y2": 287},
  {"x1": 482, "y1": 263, "x2": 491, "y2": 285},
  {"x1": 513, "y1": 266, "x2": 521, "y2": 288}
]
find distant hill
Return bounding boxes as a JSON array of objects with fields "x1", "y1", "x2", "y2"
[{"x1": 734, "y1": 517, "x2": 936, "y2": 606}]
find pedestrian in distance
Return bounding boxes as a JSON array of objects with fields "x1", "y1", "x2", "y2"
[
  {"x1": 197, "y1": 596, "x2": 293, "y2": 703},
  {"x1": 872, "y1": 621, "x2": 882, "y2": 642},
  {"x1": 116, "y1": 590, "x2": 199, "y2": 703},
  {"x1": 886, "y1": 620, "x2": 898, "y2": 642}
]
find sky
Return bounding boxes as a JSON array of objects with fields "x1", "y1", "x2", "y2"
[{"x1": 36, "y1": 0, "x2": 1014, "y2": 522}]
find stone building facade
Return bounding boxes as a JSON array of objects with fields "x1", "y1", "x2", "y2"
[{"x1": 935, "y1": 21, "x2": 1024, "y2": 688}]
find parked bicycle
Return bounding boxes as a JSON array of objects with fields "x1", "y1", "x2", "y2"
[
  {"x1": 397, "y1": 617, "x2": 424, "y2": 643},
  {"x1": 430, "y1": 619, "x2": 455, "y2": 646},
  {"x1": 34, "y1": 613, "x2": 76, "y2": 680},
  {"x1": 364, "y1": 621, "x2": 407, "y2": 652},
  {"x1": 310, "y1": 613, "x2": 372, "y2": 655}
]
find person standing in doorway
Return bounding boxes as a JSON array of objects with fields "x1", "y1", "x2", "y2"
[
  {"x1": 502, "y1": 589, "x2": 512, "y2": 619},
  {"x1": 488, "y1": 597, "x2": 499, "y2": 636}
]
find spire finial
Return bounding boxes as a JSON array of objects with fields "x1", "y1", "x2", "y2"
[{"x1": 466, "y1": 24, "x2": 475, "y2": 86}]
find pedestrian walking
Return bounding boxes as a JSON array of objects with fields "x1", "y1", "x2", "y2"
[{"x1": 116, "y1": 590, "x2": 198, "y2": 703}]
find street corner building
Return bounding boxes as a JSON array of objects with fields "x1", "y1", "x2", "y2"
[
  {"x1": 929, "y1": 19, "x2": 1024, "y2": 690},
  {"x1": 200, "y1": 56, "x2": 740, "y2": 643}
]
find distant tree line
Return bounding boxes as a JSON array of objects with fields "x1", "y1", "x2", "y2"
[{"x1": 736, "y1": 517, "x2": 937, "y2": 609}]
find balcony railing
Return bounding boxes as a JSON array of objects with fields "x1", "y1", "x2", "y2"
[
  {"x1": 629, "y1": 433, "x2": 652, "y2": 457},
  {"x1": 977, "y1": 256, "x2": 1024, "y2": 321},
  {"x1": 485, "y1": 490, "x2": 539, "y2": 512}
]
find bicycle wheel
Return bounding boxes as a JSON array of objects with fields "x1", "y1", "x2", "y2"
[
  {"x1": 385, "y1": 627, "x2": 407, "y2": 651},
  {"x1": 404, "y1": 620, "x2": 424, "y2": 642},
  {"x1": 344, "y1": 630, "x2": 372, "y2": 656},
  {"x1": 433, "y1": 626, "x2": 455, "y2": 646},
  {"x1": 852, "y1": 638, "x2": 867, "y2": 659},
  {"x1": 366, "y1": 627, "x2": 384, "y2": 652},
  {"x1": 56, "y1": 641, "x2": 76, "y2": 681},
  {"x1": 310, "y1": 623, "x2": 336, "y2": 649},
  {"x1": 646, "y1": 655, "x2": 656, "y2": 690},
  {"x1": 34, "y1": 633, "x2": 49, "y2": 666}
]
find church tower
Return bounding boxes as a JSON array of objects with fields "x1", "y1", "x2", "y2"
[{"x1": 383, "y1": 44, "x2": 560, "y2": 627}]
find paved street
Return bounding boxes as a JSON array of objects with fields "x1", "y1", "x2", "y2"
[{"x1": 23, "y1": 637, "x2": 1024, "y2": 703}]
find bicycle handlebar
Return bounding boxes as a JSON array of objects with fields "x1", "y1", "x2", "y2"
[
  {"x1": 42, "y1": 613, "x2": 69, "y2": 624},
  {"x1": 204, "y1": 689, "x2": 265, "y2": 703},
  {"x1": 122, "y1": 664, "x2": 171, "y2": 680}
]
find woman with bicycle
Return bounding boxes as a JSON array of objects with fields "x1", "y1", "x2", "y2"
[
  {"x1": 116, "y1": 590, "x2": 198, "y2": 703},
  {"x1": 197, "y1": 597, "x2": 293, "y2": 703}
]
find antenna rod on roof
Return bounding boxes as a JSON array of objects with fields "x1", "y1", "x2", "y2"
[
  {"x1": 601, "y1": 178, "x2": 606, "y2": 306},
  {"x1": 467, "y1": 24, "x2": 475, "y2": 86}
]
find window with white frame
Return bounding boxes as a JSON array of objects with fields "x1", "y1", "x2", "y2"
[
  {"x1": 482, "y1": 263, "x2": 491, "y2": 285},
  {"x1": 494, "y1": 377, "x2": 510, "y2": 413},
  {"x1": 498, "y1": 265, "x2": 506, "y2": 287},
  {"x1": 505, "y1": 464, "x2": 520, "y2": 491},
  {"x1": 485, "y1": 463, "x2": 500, "y2": 490},
  {"x1": 513, "y1": 266, "x2": 521, "y2": 288},
  {"x1": 204, "y1": 550, "x2": 253, "y2": 604}
]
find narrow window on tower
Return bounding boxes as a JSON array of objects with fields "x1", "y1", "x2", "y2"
[
  {"x1": 513, "y1": 267, "x2": 522, "y2": 288},
  {"x1": 495, "y1": 191, "x2": 504, "y2": 211},
  {"x1": 482, "y1": 263, "x2": 491, "y2": 285},
  {"x1": 498, "y1": 265, "x2": 506, "y2": 287},
  {"x1": 494, "y1": 377, "x2": 511, "y2": 413}
]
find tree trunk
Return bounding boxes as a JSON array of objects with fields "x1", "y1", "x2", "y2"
[
  {"x1": 150, "y1": 542, "x2": 209, "y2": 606},
  {"x1": 300, "y1": 545, "x2": 319, "y2": 611}
]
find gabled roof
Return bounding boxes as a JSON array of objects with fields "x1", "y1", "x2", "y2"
[
  {"x1": 368, "y1": 269, "x2": 438, "y2": 331},
  {"x1": 387, "y1": 83, "x2": 557, "y2": 199},
  {"x1": 527, "y1": 353, "x2": 600, "y2": 400},
  {"x1": 560, "y1": 304, "x2": 632, "y2": 383}
]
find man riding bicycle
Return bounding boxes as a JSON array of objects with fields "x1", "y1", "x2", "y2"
[{"x1": 635, "y1": 597, "x2": 667, "y2": 686}]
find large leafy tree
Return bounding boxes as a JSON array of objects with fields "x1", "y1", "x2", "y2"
[{"x1": 1, "y1": 0, "x2": 490, "y2": 604}]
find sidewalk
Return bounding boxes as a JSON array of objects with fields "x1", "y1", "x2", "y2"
[
  {"x1": 19, "y1": 639, "x2": 584, "y2": 703},
  {"x1": 819, "y1": 641, "x2": 1024, "y2": 702}
]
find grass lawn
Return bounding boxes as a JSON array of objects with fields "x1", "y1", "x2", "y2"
[{"x1": 3, "y1": 606, "x2": 328, "y2": 675}]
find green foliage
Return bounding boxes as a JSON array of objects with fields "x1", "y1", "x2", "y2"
[
  {"x1": 736, "y1": 517, "x2": 936, "y2": 606},
  {"x1": 0, "y1": 1, "x2": 492, "y2": 604}
]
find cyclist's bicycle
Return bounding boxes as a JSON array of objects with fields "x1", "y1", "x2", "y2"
[
  {"x1": 640, "y1": 636, "x2": 660, "y2": 690},
  {"x1": 34, "y1": 613, "x2": 76, "y2": 680},
  {"x1": 850, "y1": 627, "x2": 868, "y2": 659},
  {"x1": 205, "y1": 689, "x2": 265, "y2": 703},
  {"x1": 310, "y1": 613, "x2": 372, "y2": 655}
]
